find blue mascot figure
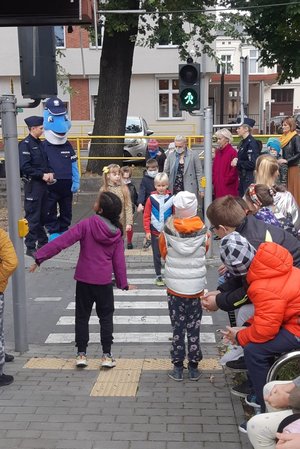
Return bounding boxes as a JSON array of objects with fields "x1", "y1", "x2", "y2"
[{"x1": 42, "y1": 97, "x2": 80, "y2": 240}]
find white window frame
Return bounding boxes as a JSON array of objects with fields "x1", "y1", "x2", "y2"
[
  {"x1": 157, "y1": 77, "x2": 183, "y2": 120},
  {"x1": 54, "y1": 25, "x2": 66, "y2": 49},
  {"x1": 249, "y1": 49, "x2": 264, "y2": 74},
  {"x1": 217, "y1": 54, "x2": 233, "y2": 74},
  {"x1": 157, "y1": 15, "x2": 180, "y2": 48}
]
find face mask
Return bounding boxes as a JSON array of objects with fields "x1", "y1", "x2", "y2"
[
  {"x1": 148, "y1": 149, "x2": 158, "y2": 158},
  {"x1": 175, "y1": 147, "x2": 185, "y2": 154},
  {"x1": 147, "y1": 170, "x2": 158, "y2": 178},
  {"x1": 123, "y1": 178, "x2": 131, "y2": 184}
]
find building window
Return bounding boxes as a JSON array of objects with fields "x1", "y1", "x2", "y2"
[
  {"x1": 249, "y1": 49, "x2": 264, "y2": 74},
  {"x1": 55, "y1": 26, "x2": 65, "y2": 48},
  {"x1": 89, "y1": 19, "x2": 105, "y2": 48},
  {"x1": 217, "y1": 55, "x2": 232, "y2": 74},
  {"x1": 228, "y1": 88, "x2": 239, "y2": 119},
  {"x1": 271, "y1": 89, "x2": 293, "y2": 103},
  {"x1": 158, "y1": 79, "x2": 182, "y2": 119},
  {"x1": 157, "y1": 16, "x2": 181, "y2": 46}
]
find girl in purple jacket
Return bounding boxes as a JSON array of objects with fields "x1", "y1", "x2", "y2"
[{"x1": 30, "y1": 192, "x2": 133, "y2": 369}]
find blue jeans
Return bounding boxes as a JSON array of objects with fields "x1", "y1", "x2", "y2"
[{"x1": 244, "y1": 328, "x2": 300, "y2": 411}]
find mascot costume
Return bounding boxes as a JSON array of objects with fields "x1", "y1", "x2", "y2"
[{"x1": 42, "y1": 97, "x2": 80, "y2": 240}]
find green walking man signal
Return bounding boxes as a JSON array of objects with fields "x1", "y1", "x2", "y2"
[{"x1": 178, "y1": 63, "x2": 201, "y2": 111}]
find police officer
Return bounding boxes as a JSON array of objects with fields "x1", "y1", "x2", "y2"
[
  {"x1": 231, "y1": 117, "x2": 259, "y2": 197},
  {"x1": 19, "y1": 116, "x2": 54, "y2": 257}
]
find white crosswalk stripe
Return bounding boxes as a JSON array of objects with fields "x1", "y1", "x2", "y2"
[{"x1": 44, "y1": 270, "x2": 216, "y2": 345}]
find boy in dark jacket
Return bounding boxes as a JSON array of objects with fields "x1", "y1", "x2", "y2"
[{"x1": 145, "y1": 139, "x2": 166, "y2": 173}]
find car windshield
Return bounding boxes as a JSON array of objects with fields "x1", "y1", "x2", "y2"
[{"x1": 125, "y1": 118, "x2": 142, "y2": 133}]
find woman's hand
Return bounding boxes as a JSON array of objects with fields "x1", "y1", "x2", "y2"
[
  {"x1": 278, "y1": 158, "x2": 288, "y2": 164},
  {"x1": 231, "y1": 157, "x2": 238, "y2": 167},
  {"x1": 276, "y1": 432, "x2": 300, "y2": 448}
]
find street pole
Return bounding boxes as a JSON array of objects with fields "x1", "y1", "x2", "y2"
[
  {"x1": 204, "y1": 107, "x2": 213, "y2": 257},
  {"x1": 1, "y1": 94, "x2": 28, "y2": 353}
]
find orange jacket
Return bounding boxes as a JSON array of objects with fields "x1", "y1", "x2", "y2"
[
  {"x1": 237, "y1": 242, "x2": 300, "y2": 347},
  {"x1": 0, "y1": 229, "x2": 18, "y2": 293}
]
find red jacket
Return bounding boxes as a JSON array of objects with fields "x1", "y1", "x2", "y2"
[
  {"x1": 237, "y1": 242, "x2": 300, "y2": 347},
  {"x1": 212, "y1": 143, "x2": 239, "y2": 198}
]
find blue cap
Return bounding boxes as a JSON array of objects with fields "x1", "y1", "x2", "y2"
[
  {"x1": 24, "y1": 116, "x2": 43, "y2": 128},
  {"x1": 267, "y1": 138, "x2": 281, "y2": 154},
  {"x1": 45, "y1": 97, "x2": 66, "y2": 115},
  {"x1": 237, "y1": 117, "x2": 255, "y2": 128}
]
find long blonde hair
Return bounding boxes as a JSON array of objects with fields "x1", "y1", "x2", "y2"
[
  {"x1": 100, "y1": 164, "x2": 131, "y2": 209},
  {"x1": 255, "y1": 155, "x2": 279, "y2": 187}
]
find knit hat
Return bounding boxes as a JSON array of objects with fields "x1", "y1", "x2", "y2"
[
  {"x1": 148, "y1": 139, "x2": 159, "y2": 151},
  {"x1": 220, "y1": 231, "x2": 256, "y2": 276},
  {"x1": 267, "y1": 137, "x2": 281, "y2": 154},
  {"x1": 173, "y1": 191, "x2": 198, "y2": 219}
]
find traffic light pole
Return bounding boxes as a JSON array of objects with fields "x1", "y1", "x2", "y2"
[
  {"x1": 203, "y1": 107, "x2": 213, "y2": 258},
  {"x1": 1, "y1": 94, "x2": 28, "y2": 353}
]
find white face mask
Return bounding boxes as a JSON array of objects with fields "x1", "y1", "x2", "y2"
[
  {"x1": 147, "y1": 170, "x2": 158, "y2": 178},
  {"x1": 123, "y1": 178, "x2": 131, "y2": 184},
  {"x1": 175, "y1": 147, "x2": 185, "y2": 154}
]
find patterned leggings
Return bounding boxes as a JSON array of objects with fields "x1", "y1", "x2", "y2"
[{"x1": 168, "y1": 294, "x2": 203, "y2": 365}]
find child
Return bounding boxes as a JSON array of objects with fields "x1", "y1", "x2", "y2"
[
  {"x1": 145, "y1": 139, "x2": 166, "y2": 172},
  {"x1": 137, "y1": 158, "x2": 159, "y2": 249},
  {"x1": 0, "y1": 229, "x2": 18, "y2": 386},
  {"x1": 220, "y1": 232, "x2": 300, "y2": 415},
  {"x1": 120, "y1": 166, "x2": 138, "y2": 249},
  {"x1": 266, "y1": 137, "x2": 288, "y2": 186},
  {"x1": 30, "y1": 192, "x2": 133, "y2": 368},
  {"x1": 100, "y1": 164, "x2": 133, "y2": 235},
  {"x1": 143, "y1": 172, "x2": 173, "y2": 286},
  {"x1": 159, "y1": 191, "x2": 207, "y2": 381},
  {"x1": 244, "y1": 183, "x2": 281, "y2": 227}
]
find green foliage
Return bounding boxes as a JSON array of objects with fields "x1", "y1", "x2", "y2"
[
  {"x1": 56, "y1": 50, "x2": 78, "y2": 95},
  {"x1": 220, "y1": 0, "x2": 300, "y2": 83}
]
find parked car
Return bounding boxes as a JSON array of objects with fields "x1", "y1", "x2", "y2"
[
  {"x1": 270, "y1": 115, "x2": 288, "y2": 134},
  {"x1": 88, "y1": 116, "x2": 153, "y2": 160},
  {"x1": 123, "y1": 116, "x2": 153, "y2": 158}
]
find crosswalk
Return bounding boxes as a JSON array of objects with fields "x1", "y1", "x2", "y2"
[{"x1": 44, "y1": 268, "x2": 217, "y2": 345}]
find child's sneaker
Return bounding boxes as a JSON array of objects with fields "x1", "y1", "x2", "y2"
[
  {"x1": 155, "y1": 276, "x2": 165, "y2": 287},
  {"x1": 168, "y1": 366, "x2": 183, "y2": 381},
  {"x1": 76, "y1": 352, "x2": 88, "y2": 368},
  {"x1": 101, "y1": 353, "x2": 116, "y2": 368},
  {"x1": 188, "y1": 366, "x2": 202, "y2": 381}
]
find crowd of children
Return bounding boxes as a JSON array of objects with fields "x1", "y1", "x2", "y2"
[{"x1": 13, "y1": 137, "x2": 300, "y2": 448}]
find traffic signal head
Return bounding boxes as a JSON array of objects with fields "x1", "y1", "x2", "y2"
[{"x1": 178, "y1": 63, "x2": 201, "y2": 111}]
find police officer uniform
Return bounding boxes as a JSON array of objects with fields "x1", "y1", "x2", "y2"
[
  {"x1": 19, "y1": 116, "x2": 51, "y2": 256},
  {"x1": 43, "y1": 140, "x2": 77, "y2": 234},
  {"x1": 236, "y1": 118, "x2": 259, "y2": 196}
]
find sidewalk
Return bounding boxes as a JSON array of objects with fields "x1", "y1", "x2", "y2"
[{"x1": 0, "y1": 195, "x2": 252, "y2": 449}]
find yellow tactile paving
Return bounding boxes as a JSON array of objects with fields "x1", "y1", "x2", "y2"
[
  {"x1": 98, "y1": 368, "x2": 141, "y2": 383},
  {"x1": 91, "y1": 378, "x2": 139, "y2": 397}
]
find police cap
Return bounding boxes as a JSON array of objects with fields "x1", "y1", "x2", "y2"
[
  {"x1": 237, "y1": 117, "x2": 256, "y2": 128},
  {"x1": 45, "y1": 97, "x2": 66, "y2": 115},
  {"x1": 24, "y1": 116, "x2": 43, "y2": 128}
]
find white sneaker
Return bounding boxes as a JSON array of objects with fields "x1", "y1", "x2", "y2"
[
  {"x1": 76, "y1": 352, "x2": 88, "y2": 368},
  {"x1": 220, "y1": 346, "x2": 244, "y2": 365},
  {"x1": 101, "y1": 353, "x2": 116, "y2": 368}
]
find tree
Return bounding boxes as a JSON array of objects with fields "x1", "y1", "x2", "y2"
[
  {"x1": 220, "y1": 0, "x2": 300, "y2": 84},
  {"x1": 86, "y1": 0, "x2": 223, "y2": 174}
]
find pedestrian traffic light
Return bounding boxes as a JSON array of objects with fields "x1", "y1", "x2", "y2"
[{"x1": 178, "y1": 63, "x2": 201, "y2": 111}]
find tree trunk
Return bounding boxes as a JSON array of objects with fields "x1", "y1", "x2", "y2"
[{"x1": 87, "y1": 2, "x2": 139, "y2": 174}]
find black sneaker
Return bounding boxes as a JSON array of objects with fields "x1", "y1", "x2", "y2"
[
  {"x1": 127, "y1": 243, "x2": 133, "y2": 250},
  {"x1": 238, "y1": 420, "x2": 248, "y2": 434},
  {"x1": 5, "y1": 353, "x2": 14, "y2": 363},
  {"x1": 226, "y1": 356, "x2": 247, "y2": 372},
  {"x1": 0, "y1": 374, "x2": 14, "y2": 386},
  {"x1": 168, "y1": 366, "x2": 183, "y2": 381},
  {"x1": 143, "y1": 239, "x2": 151, "y2": 250},
  {"x1": 230, "y1": 380, "x2": 252, "y2": 398}
]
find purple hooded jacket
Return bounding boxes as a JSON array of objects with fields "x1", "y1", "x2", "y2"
[{"x1": 34, "y1": 215, "x2": 128, "y2": 288}]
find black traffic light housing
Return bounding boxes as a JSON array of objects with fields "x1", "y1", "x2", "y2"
[{"x1": 178, "y1": 63, "x2": 201, "y2": 111}]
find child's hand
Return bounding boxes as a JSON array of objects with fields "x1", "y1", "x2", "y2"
[
  {"x1": 218, "y1": 264, "x2": 227, "y2": 276},
  {"x1": 126, "y1": 225, "x2": 132, "y2": 232},
  {"x1": 128, "y1": 284, "x2": 137, "y2": 290},
  {"x1": 137, "y1": 204, "x2": 144, "y2": 212},
  {"x1": 145, "y1": 232, "x2": 151, "y2": 240},
  {"x1": 29, "y1": 263, "x2": 38, "y2": 273}
]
